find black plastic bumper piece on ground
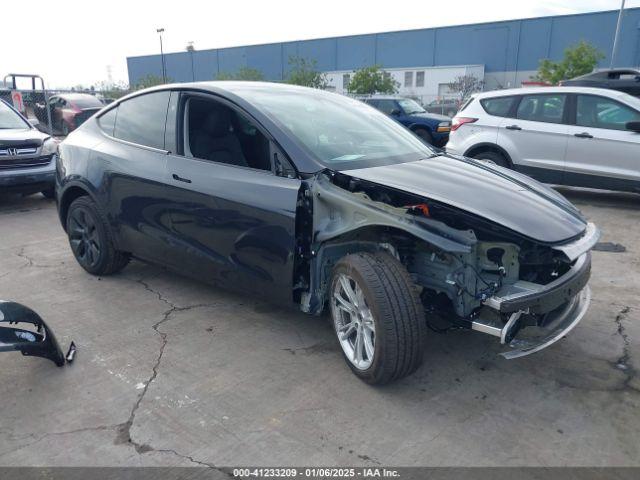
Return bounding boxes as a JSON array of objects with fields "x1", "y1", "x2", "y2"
[{"x1": 0, "y1": 300, "x2": 71, "y2": 366}]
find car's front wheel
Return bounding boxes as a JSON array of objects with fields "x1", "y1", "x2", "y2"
[
  {"x1": 66, "y1": 196, "x2": 130, "y2": 275},
  {"x1": 329, "y1": 252, "x2": 426, "y2": 384},
  {"x1": 414, "y1": 128, "x2": 434, "y2": 145}
]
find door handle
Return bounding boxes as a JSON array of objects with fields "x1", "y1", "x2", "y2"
[
  {"x1": 172, "y1": 173, "x2": 192, "y2": 183},
  {"x1": 574, "y1": 132, "x2": 593, "y2": 139},
  {"x1": 505, "y1": 125, "x2": 522, "y2": 130}
]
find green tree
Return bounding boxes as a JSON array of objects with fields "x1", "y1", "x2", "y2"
[
  {"x1": 535, "y1": 41, "x2": 605, "y2": 85},
  {"x1": 286, "y1": 56, "x2": 328, "y2": 89},
  {"x1": 134, "y1": 74, "x2": 170, "y2": 90},
  {"x1": 215, "y1": 67, "x2": 264, "y2": 81},
  {"x1": 347, "y1": 65, "x2": 398, "y2": 95}
]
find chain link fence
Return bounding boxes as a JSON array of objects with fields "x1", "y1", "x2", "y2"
[{"x1": 2, "y1": 74, "x2": 109, "y2": 137}]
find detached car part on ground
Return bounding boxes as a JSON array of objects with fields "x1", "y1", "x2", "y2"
[
  {"x1": 0, "y1": 300, "x2": 75, "y2": 366},
  {"x1": 55, "y1": 82, "x2": 599, "y2": 384}
]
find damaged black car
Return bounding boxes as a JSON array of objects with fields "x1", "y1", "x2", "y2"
[{"x1": 55, "y1": 82, "x2": 599, "y2": 384}]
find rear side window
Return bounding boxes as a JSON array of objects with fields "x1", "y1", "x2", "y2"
[
  {"x1": 375, "y1": 99, "x2": 398, "y2": 115},
  {"x1": 113, "y1": 91, "x2": 171, "y2": 149},
  {"x1": 516, "y1": 94, "x2": 566, "y2": 124},
  {"x1": 576, "y1": 95, "x2": 640, "y2": 131},
  {"x1": 480, "y1": 96, "x2": 515, "y2": 117},
  {"x1": 98, "y1": 107, "x2": 117, "y2": 136}
]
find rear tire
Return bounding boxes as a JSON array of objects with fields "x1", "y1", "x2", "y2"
[
  {"x1": 414, "y1": 128, "x2": 434, "y2": 146},
  {"x1": 472, "y1": 150, "x2": 509, "y2": 168},
  {"x1": 66, "y1": 196, "x2": 129, "y2": 275},
  {"x1": 329, "y1": 252, "x2": 426, "y2": 385}
]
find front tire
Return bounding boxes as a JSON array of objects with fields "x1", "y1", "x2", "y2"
[
  {"x1": 329, "y1": 252, "x2": 426, "y2": 385},
  {"x1": 414, "y1": 128, "x2": 434, "y2": 145},
  {"x1": 66, "y1": 196, "x2": 129, "y2": 275}
]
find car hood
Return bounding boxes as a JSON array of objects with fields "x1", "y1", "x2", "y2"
[
  {"x1": 407, "y1": 112, "x2": 451, "y2": 123},
  {"x1": 344, "y1": 154, "x2": 587, "y2": 244},
  {"x1": 0, "y1": 128, "x2": 49, "y2": 144}
]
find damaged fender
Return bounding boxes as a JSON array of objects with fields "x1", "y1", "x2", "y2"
[
  {"x1": 311, "y1": 172, "x2": 476, "y2": 253},
  {"x1": 0, "y1": 300, "x2": 75, "y2": 366}
]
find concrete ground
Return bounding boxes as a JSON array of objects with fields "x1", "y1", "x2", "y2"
[{"x1": 0, "y1": 188, "x2": 638, "y2": 468}]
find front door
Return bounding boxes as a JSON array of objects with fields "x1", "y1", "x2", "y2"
[{"x1": 164, "y1": 93, "x2": 301, "y2": 304}]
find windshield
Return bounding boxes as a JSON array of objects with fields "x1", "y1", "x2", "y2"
[
  {"x1": 397, "y1": 98, "x2": 426, "y2": 114},
  {"x1": 0, "y1": 101, "x2": 29, "y2": 129},
  {"x1": 239, "y1": 89, "x2": 435, "y2": 171}
]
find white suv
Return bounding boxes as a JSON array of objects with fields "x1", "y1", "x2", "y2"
[{"x1": 446, "y1": 86, "x2": 640, "y2": 193}]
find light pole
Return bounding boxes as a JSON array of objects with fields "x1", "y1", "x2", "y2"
[
  {"x1": 610, "y1": 0, "x2": 626, "y2": 69},
  {"x1": 187, "y1": 41, "x2": 195, "y2": 81},
  {"x1": 156, "y1": 28, "x2": 166, "y2": 83}
]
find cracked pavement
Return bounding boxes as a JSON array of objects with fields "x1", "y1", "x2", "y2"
[{"x1": 0, "y1": 188, "x2": 639, "y2": 467}]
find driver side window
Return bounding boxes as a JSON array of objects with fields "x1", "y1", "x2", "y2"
[{"x1": 184, "y1": 96, "x2": 272, "y2": 172}]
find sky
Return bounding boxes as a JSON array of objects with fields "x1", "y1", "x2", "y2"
[{"x1": 0, "y1": 0, "x2": 638, "y2": 88}]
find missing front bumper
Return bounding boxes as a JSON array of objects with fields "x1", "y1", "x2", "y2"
[{"x1": 470, "y1": 286, "x2": 591, "y2": 359}]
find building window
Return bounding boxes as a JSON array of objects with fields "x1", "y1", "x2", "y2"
[
  {"x1": 343, "y1": 74, "x2": 351, "y2": 89},
  {"x1": 416, "y1": 71, "x2": 425, "y2": 87},
  {"x1": 404, "y1": 71, "x2": 414, "y2": 88}
]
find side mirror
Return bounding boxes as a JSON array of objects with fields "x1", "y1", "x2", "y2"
[
  {"x1": 0, "y1": 300, "x2": 75, "y2": 366},
  {"x1": 625, "y1": 121, "x2": 640, "y2": 133},
  {"x1": 28, "y1": 118, "x2": 40, "y2": 127},
  {"x1": 390, "y1": 108, "x2": 401, "y2": 116}
]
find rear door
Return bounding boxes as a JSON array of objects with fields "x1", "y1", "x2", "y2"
[
  {"x1": 164, "y1": 92, "x2": 301, "y2": 304},
  {"x1": 564, "y1": 93, "x2": 640, "y2": 189},
  {"x1": 90, "y1": 90, "x2": 178, "y2": 266},
  {"x1": 497, "y1": 92, "x2": 569, "y2": 183}
]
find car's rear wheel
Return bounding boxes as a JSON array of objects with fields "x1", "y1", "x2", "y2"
[
  {"x1": 414, "y1": 128, "x2": 434, "y2": 146},
  {"x1": 66, "y1": 196, "x2": 129, "y2": 275},
  {"x1": 329, "y1": 252, "x2": 426, "y2": 384},
  {"x1": 472, "y1": 150, "x2": 509, "y2": 168}
]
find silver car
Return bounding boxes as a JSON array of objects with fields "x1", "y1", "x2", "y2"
[{"x1": 446, "y1": 86, "x2": 640, "y2": 193}]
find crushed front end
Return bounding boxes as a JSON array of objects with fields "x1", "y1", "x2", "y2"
[{"x1": 302, "y1": 171, "x2": 600, "y2": 359}]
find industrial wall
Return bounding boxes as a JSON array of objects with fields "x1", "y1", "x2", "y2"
[{"x1": 127, "y1": 8, "x2": 640, "y2": 89}]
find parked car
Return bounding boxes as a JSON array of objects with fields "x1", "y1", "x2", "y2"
[
  {"x1": 0, "y1": 99, "x2": 58, "y2": 197},
  {"x1": 560, "y1": 69, "x2": 640, "y2": 97},
  {"x1": 446, "y1": 86, "x2": 640, "y2": 193},
  {"x1": 424, "y1": 98, "x2": 461, "y2": 117},
  {"x1": 363, "y1": 96, "x2": 451, "y2": 146},
  {"x1": 56, "y1": 82, "x2": 598, "y2": 384},
  {"x1": 35, "y1": 93, "x2": 104, "y2": 135}
]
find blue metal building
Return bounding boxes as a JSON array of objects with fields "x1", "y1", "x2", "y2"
[{"x1": 127, "y1": 7, "x2": 640, "y2": 93}]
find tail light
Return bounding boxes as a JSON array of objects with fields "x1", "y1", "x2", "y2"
[{"x1": 451, "y1": 117, "x2": 477, "y2": 132}]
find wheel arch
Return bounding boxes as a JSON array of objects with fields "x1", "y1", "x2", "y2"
[
  {"x1": 464, "y1": 143, "x2": 514, "y2": 167},
  {"x1": 58, "y1": 182, "x2": 97, "y2": 232},
  {"x1": 302, "y1": 224, "x2": 469, "y2": 316},
  {"x1": 408, "y1": 123, "x2": 433, "y2": 133}
]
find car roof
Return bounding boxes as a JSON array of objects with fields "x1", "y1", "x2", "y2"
[
  {"x1": 472, "y1": 86, "x2": 633, "y2": 100},
  {"x1": 572, "y1": 69, "x2": 640, "y2": 80}
]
